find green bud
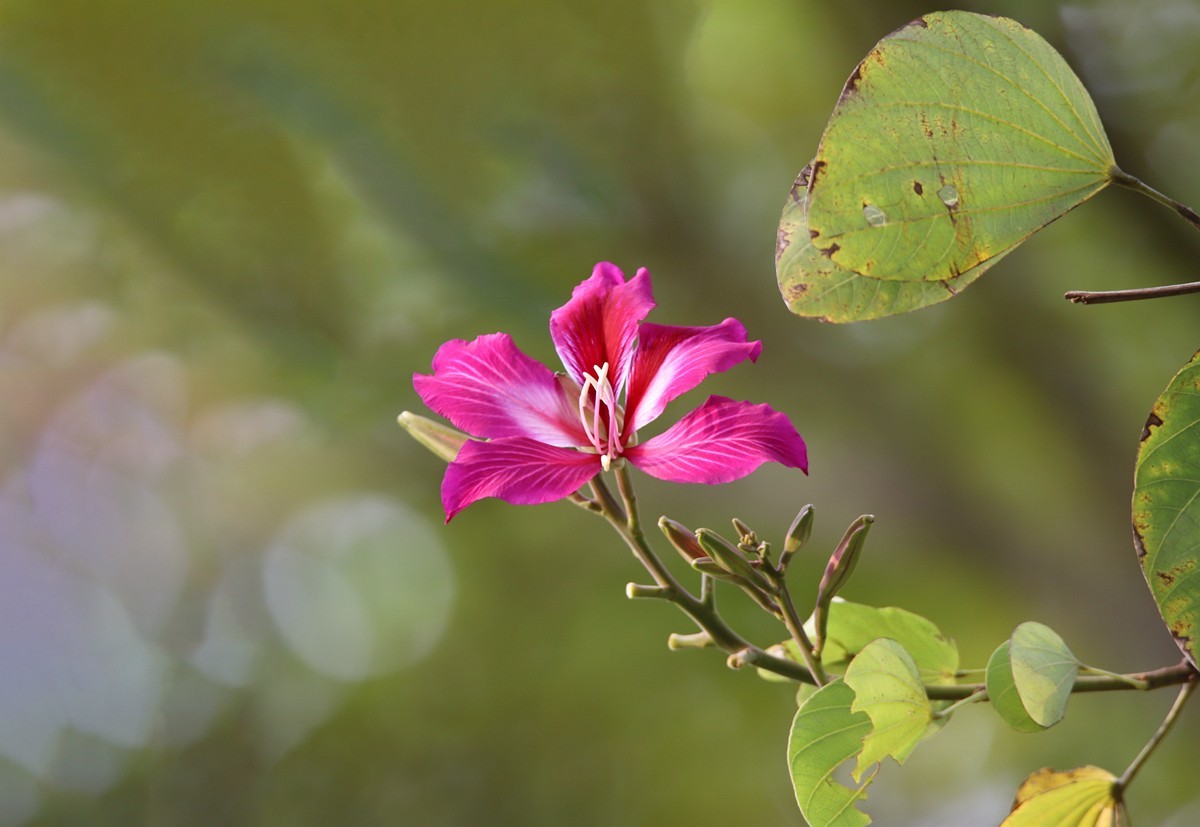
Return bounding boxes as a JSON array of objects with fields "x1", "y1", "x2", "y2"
[
  {"x1": 398, "y1": 412, "x2": 470, "y2": 462},
  {"x1": 696, "y1": 528, "x2": 773, "y2": 593},
  {"x1": 659, "y1": 516, "x2": 705, "y2": 562},
  {"x1": 783, "y1": 504, "x2": 815, "y2": 557}
]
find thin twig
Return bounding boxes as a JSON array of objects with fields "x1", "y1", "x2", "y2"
[
  {"x1": 1114, "y1": 675, "x2": 1196, "y2": 798},
  {"x1": 1066, "y1": 168, "x2": 1200, "y2": 304}
]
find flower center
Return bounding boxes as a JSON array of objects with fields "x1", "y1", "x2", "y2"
[{"x1": 578, "y1": 362, "x2": 622, "y2": 471}]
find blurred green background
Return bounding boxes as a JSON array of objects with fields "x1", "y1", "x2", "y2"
[{"x1": 2, "y1": 0, "x2": 1199, "y2": 824}]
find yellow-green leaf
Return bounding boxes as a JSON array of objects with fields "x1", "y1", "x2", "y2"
[
  {"x1": 844, "y1": 638, "x2": 933, "y2": 779},
  {"x1": 777, "y1": 164, "x2": 1003, "y2": 322},
  {"x1": 1009, "y1": 621, "x2": 1079, "y2": 727},
  {"x1": 1001, "y1": 766, "x2": 1125, "y2": 826},
  {"x1": 805, "y1": 11, "x2": 1113, "y2": 283}
]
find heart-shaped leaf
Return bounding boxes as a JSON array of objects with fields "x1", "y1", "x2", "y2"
[
  {"x1": 805, "y1": 11, "x2": 1114, "y2": 283},
  {"x1": 1133, "y1": 348, "x2": 1200, "y2": 669}
]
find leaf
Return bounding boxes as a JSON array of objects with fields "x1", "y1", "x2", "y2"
[
  {"x1": 777, "y1": 164, "x2": 1005, "y2": 322},
  {"x1": 805, "y1": 11, "x2": 1114, "y2": 283},
  {"x1": 1008, "y1": 622, "x2": 1079, "y2": 727},
  {"x1": 1001, "y1": 766, "x2": 1125, "y2": 827},
  {"x1": 985, "y1": 641, "x2": 1047, "y2": 733},
  {"x1": 1132, "y1": 348, "x2": 1200, "y2": 669},
  {"x1": 815, "y1": 600, "x2": 959, "y2": 685},
  {"x1": 787, "y1": 680, "x2": 873, "y2": 827},
  {"x1": 843, "y1": 639, "x2": 933, "y2": 779}
]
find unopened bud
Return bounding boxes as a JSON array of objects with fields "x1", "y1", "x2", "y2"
[
  {"x1": 813, "y1": 514, "x2": 873, "y2": 655},
  {"x1": 818, "y1": 515, "x2": 872, "y2": 601},
  {"x1": 659, "y1": 516, "x2": 705, "y2": 562},
  {"x1": 696, "y1": 528, "x2": 773, "y2": 593},
  {"x1": 783, "y1": 504, "x2": 815, "y2": 558},
  {"x1": 398, "y1": 411, "x2": 469, "y2": 462}
]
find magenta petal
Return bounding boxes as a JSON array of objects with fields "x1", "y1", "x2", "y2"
[
  {"x1": 624, "y1": 396, "x2": 807, "y2": 483},
  {"x1": 623, "y1": 319, "x2": 762, "y2": 437},
  {"x1": 441, "y1": 438, "x2": 600, "y2": 521},
  {"x1": 414, "y1": 333, "x2": 586, "y2": 447},
  {"x1": 549, "y1": 262, "x2": 655, "y2": 389}
]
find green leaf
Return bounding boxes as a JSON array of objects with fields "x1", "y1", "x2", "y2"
[
  {"x1": 805, "y1": 11, "x2": 1113, "y2": 283},
  {"x1": 816, "y1": 600, "x2": 959, "y2": 685},
  {"x1": 787, "y1": 681, "x2": 873, "y2": 827},
  {"x1": 1132, "y1": 348, "x2": 1200, "y2": 669},
  {"x1": 844, "y1": 639, "x2": 933, "y2": 779},
  {"x1": 985, "y1": 641, "x2": 1047, "y2": 733},
  {"x1": 1008, "y1": 622, "x2": 1079, "y2": 727},
  {"x1": 1000, "y1": 766, "x2": 1124, "y2": 827},
  {"x1": 777, "y1": 164, "x2": 1003, "y2": 322}
]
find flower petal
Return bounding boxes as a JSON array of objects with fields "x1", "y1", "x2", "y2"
[
  {"x1": 441, "y1": 438, "x2": 600, "y2": 522},
  {"x1": 414, "y1": 333, "x2": 586, "y2": 447},
  {"x1": 622, "y1": 319, "x2": 762, "y2": 437},
  {"x1": 549, "y1": 262, "x2": 654, "y2": 390},
  {"x1": 624, "y1": 396, "x2": 807, "y2": 483}
]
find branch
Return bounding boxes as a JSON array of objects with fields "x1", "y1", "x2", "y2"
[{"x1": 1066, "y1": 168, "x2": 1200, "y2": 304}]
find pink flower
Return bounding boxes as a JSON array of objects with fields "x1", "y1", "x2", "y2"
[{"x1": 414, "y1": 262, "x2": 808, "y2": 521}]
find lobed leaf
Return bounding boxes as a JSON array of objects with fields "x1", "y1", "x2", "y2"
[
  {"x1": 1132, "y1": 348, "x2": 1200, "y2": 669},
  {"x1": 843, "y1": 639, "x2": 933, "y2": 779},
  {"x1": 787, "y1": 681, "x2": 873, "y2": 827},
  {"x1": 805, "y1": 11, "x2": 1113, "y2": 284},
  {"x1": 1000, "y1": 766, "x2": 1124, "y2": 826}
]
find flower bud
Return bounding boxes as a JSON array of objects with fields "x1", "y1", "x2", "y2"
[
  {"x1": 659, "y1": 516, "x2": 706, "y2": 562},
  {"x1": 813, "y1": 514, "x2": 873, "y2": 655},
  {"x1": 783, "y1": 504, "x2": 815, "y2": 556},
  {"x1": 398, "y1": 411, "x2": 469, "y2": 462}
]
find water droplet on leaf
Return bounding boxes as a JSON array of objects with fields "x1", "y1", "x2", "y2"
[
  {"x1": 938, "y1": 183, "x2": 959, "y2": 208},
  {"x1": 862, "y1": 203, "x2": 888, "y2": 226}
]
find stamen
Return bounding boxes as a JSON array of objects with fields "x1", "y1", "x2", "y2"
[{"x1": 577, "y1": 362, "x2": 622, "y2": 469}]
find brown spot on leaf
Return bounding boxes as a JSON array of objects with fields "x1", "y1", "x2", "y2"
[
  {"x1": 913, "y1": 181, "x2": 923, "y2": 196},
  {"x1": 1142, "y1": 411, "x2": 1165, "y2": 443},
  {"x1": 839, "y1": 64, "x2": 865, "y2": 104},
  {"x1": 1133, "y1": 524, "x2": 1148, "y2": 561},
  {"x1": 820, "y1": 243, "x2": 841, "y2": 259},
  {"x1": 809, "y1": 160, "x2": 827, "y2": 188},
  {"x1": 785, "y1": 283, "x2": 808, "y2": 300},
  {"x1": 775, "y1": 226, "x2": 789, "y2": 262}
]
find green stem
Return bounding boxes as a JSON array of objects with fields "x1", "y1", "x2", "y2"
[
  {"x1": 1111, "y1": 167, "x2": 1200, "y2": 230},
  {"x1": 933, "y1": 688, "x2": 987, "y2": 719},
  {"x1": 1114, "y1": 676, "x2": 1197, "y2": 798},
  {"x1": 1065, "y1": 168, "x2": 1200, "y2": 304},
  {"x1": 577, "y1": 466, "x2": 822, "y2": 686},
  {"x1": 775, "y1": 580, "x2": 828, "y2": 686}
]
